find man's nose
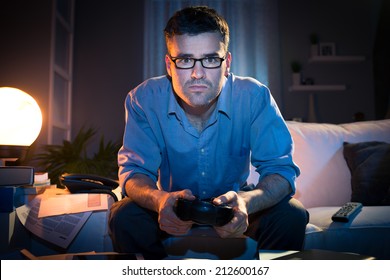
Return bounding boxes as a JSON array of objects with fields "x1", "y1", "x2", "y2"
[{"x1": 191, "y1": 60, "x2": 206, "y2": 79}]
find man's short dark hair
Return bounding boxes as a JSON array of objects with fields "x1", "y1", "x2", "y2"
[{"x1": 164, "y1": 6, "x2": 230, "y2": 51}]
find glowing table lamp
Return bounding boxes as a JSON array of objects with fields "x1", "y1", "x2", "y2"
[
  {"x1": 0, "y1": 87, "x2": 42, "y2": 193},
  {"x1": 0, "y1": 87, "x2": 42, "y2": 164}
]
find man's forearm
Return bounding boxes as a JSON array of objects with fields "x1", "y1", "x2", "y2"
[
  {"x1": 239, "y1": 174, "x2": 292, "y2": 215},
  {"x1": 124, "y1": 173, "x2": 168, "y2": 213}
]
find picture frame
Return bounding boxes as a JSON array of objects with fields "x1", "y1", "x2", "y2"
[{"x1": 319, "y1": 42, "x2": 336, "y2": 56}]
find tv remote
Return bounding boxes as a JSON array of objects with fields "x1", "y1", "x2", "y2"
[{"x1": 331, "y1": 202, "x2": 363, "y2": 222}]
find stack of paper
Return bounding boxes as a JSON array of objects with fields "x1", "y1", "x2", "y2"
[{"x1": 33, "y1": 172, "x2": 51, "y2": 187}]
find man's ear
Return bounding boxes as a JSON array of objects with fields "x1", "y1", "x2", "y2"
[
  {"x1": 165, "y1": 55, "x2": 172, "y2": 77},
  {"x1": 224, "y1": 52, "x2": 232, "y2": 77}
]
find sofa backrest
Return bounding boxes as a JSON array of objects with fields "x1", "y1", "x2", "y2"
[
  {"x1": 247, "y1": 119, "x2": 390, "y2": 208},
  {"x1": 288, "y1": 120, "x2": 390, "y2": 208}
]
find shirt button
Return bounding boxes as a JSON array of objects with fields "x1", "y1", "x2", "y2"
[
  {"x1": 200, "y1": 148, "x2": 205, "y2": 154},
  {"x1": 201, "y1": 171, "x2": 206, "y2": 176},
  {"x1": 202, "y1": 191, "x2": 206, "y2": 195}
]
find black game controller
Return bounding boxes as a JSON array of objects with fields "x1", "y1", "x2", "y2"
[{"x1": 173, "y1": 198, "x2": 234, "y2": 227}]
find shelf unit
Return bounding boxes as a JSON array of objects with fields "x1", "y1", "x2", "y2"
[
  {"x1": 289, "y1": 85, "x2": 346, "y2": 92},
  {"x1": 290, "y1": 55, "x2": 365, "y2": 92},
  {"x1": 290, "y1": 54, "x2": 365, "y2": 122},
  {"x1": 308, "y1": 55, "x2": 365, "y2": 63}
]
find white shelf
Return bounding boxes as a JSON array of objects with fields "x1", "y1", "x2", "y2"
[
  {"x1": 289, "y1": 85, "x2": 347, "y2": 92},
  {"x1": 309, "y1": 55, "x2": 365, "y2": 63}
]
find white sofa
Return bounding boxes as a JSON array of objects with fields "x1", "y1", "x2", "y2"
[{"x1": 286, "y1": 119, "x2": 390, "y2": 259}]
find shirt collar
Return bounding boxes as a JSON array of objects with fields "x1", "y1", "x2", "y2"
[
  {"x1": 216, "y1": 73, "x2": 233, "y2": 119},
  {"x1": 167, "y1": 78, "x2": 181, "y2": 117},
  {"x1": 167, "y1": 73, "x2": 234, "y2": 119}
]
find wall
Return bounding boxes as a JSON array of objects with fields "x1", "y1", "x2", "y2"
[
  {"x1": 0, "y1": 0, "x2": 53, "y2": 148},
  {"x1": 279, "y1": 0, "x2": 382, "y2": 123},
  {"x1": 72, "y1": 0, "x2": 145, "y2": 151},
  {"x1": 373, "y1": 0, "x2": 390, "y2": 119}
]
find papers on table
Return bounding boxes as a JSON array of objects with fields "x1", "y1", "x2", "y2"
[
  {"x1": 16, "y1": 188, "x2": 109, "y2": 248},
  {"x1": 38, "y1": 189, "x2": 108, "y2": 218}
]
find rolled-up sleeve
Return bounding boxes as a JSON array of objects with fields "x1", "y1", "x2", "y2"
[
  {"x1": 249, "y1": 84, "x2": 300, "y2": 194},
  {"x1": 118, "y1": 89, "x2": 161, "y2": 192}
]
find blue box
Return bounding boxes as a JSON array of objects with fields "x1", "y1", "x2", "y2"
[{"x1": 0, "y1": 187, "x2": 16, "y2": 212}]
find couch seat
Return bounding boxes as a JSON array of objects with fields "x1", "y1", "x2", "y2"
[{"x1": 304, "y1": 206, "x2": 390, "y2": 259}]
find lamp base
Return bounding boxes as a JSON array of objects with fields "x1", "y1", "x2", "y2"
[{"x1": 0, "y1": 145, "x2": 29, "y2": 163}]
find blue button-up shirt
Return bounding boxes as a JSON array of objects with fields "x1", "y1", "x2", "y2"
[{"x1": 118, "y1": 73, "x2": 299, "y2": 199}]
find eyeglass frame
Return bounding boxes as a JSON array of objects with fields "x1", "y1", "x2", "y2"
[{"x1": 168, "y1": 54, "x2": 227, "y2": 69}]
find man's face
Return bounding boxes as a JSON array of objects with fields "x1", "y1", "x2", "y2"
[{"x1": 165, "y1": 32, "x2": 231, "y2": 112}]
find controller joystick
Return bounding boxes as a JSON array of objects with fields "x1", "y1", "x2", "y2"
[{"x1": 173, "y1": 198, "x2": 234, "y2": 227}]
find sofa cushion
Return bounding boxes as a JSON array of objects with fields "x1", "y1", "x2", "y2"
[
  {"x1": 287, "y1": 122, "x2": 351, "y2": 208},
  {"x1": 341, "y1": 120, "x2": 390, "y2": 143},
  {"x1": 343, "y1": 141, "x2": 390, "y2": 206}
]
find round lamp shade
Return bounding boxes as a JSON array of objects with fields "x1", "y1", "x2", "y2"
[{"x1": 0, "y1": 87, "x2": 42, "y2": 146}]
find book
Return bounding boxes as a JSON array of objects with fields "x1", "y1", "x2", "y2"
[
  {"x1": 34, "y1": 172, "x2": 49, "y2": 185},
  {"x1": 19, "y1": 184, "x2": 56, "y2": 195},
  {"x1": 33, "y1": 178, "x2": 51, "y2": 187}
]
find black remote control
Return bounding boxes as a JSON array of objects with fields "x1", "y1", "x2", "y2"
[{"x1": 331, "y1": 202, "x2": 363, "y2": 222}]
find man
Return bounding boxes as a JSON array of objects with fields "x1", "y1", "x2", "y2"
[{"x1": 109, "y1": 6, "x2": 308, "y2": 259}]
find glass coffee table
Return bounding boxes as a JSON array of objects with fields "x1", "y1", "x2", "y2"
[{"x1": 259, "y1": 249, "x2": 375, "y2": 260}]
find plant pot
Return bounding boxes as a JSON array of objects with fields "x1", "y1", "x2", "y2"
[
  {"x1": 292, "y1": 72, "x2": 301, "y2": 85},
  {"x1": 311, "y1": 44, "x2": 318, "y2": 57}
]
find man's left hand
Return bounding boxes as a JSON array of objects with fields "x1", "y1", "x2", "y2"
[{"x1": 212, "y1": 191, "x2": 248, "y2": 238}]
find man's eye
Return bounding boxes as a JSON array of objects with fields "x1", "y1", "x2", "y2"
[
  {"x1": 204, "y1": 57, "x2": 218, "y2": 63},
  {"x1": 178, "y1": 58, "x2": 193, "y2": 64}
]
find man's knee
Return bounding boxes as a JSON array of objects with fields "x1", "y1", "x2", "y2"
[
  {"x1": 109, "y1": 198, "x2": 148, "y2": 234},
  {"x1": 270, "y1": 197, "x2": 309, "y2": 233},
  {"x1": 247, "y1": 197, "x2": 308, "y2": 237},
  {"x1": 108, "y1": 198, "x2": 167, "y2": 258},
  {"x1": 287, "y1": 198, "x2": 310, "y2": 229},
  {"x1": 109, "y1": 197, "x2": 133, "y2": 229}
]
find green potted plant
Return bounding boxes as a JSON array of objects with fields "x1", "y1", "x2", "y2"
[
  {"x1": 291, "y1": 61, "x2": 302, "y2": 85},
  {"x1": 33, "y1": 126, "x2": 121, "y2": 186},
  {"x1": 291, "y1": 61, "x2": 302, "y2": 73},
  {"x1": 309, "y1": 33, "x2": 319, "y2": 57}
]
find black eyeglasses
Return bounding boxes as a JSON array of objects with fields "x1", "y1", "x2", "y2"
[{"x1": 168, "y1": 55, "x2": 226, "y2": 69}]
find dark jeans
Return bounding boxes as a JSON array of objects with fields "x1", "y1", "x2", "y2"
[{"x1": 108, "y1": 196, "x2": 309, "y2": 259}]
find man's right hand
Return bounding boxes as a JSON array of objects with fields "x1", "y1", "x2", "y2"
[{"x1": 157, "y1": 190, "x2": 195, "y2": 236}]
